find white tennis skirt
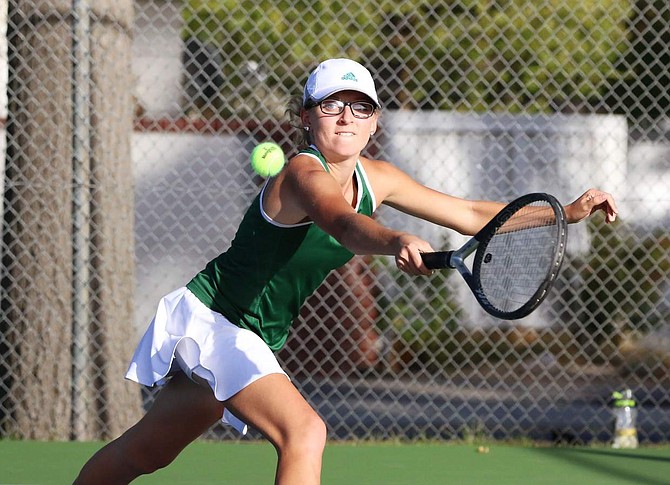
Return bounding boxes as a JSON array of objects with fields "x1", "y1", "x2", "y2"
[{"x1": 125, "y1": 286, "x2": 288, "y2": 435}]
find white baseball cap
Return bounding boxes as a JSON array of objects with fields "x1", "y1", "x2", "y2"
[{"x1": 303, "y1": 58, "x2": 380, "y2": 108}]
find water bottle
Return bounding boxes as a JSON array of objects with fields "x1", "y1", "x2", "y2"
[{"x1": 612, "y1": 389, "x2": 638, "y2": 449}]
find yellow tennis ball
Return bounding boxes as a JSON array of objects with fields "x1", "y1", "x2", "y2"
[{"x1": 250, "y1": 142, "x2": 285, "y2": 177}]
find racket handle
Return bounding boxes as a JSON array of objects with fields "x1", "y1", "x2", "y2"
[{"x1": 421, "y1": 251, "x2": 454, "y2": 269}]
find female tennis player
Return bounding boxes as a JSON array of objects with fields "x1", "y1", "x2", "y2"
[{"x1": 74, "y1": 58, "x2": 617, "y2": 485}]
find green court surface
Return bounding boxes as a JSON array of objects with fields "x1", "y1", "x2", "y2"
[{"x1": 1, "y1": 440, "x2": 669, "y2": 484}]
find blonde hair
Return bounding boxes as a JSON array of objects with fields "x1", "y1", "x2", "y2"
[{"x1": 286, "y1": 96, "x2": 311, "y2": 148}]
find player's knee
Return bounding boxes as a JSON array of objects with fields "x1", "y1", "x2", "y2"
[
  {"x1": 281, "y1": 412, "x2": 327, "y2": 458},
  {"x1": 305, "y1": 413, "x2": 327, "y2": 451}
]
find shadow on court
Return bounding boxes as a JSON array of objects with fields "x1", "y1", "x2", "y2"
[{"x1": 531, "y1": 447, "x2": 670, "y2": 485}]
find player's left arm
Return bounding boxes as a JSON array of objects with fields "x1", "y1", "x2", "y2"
[
  {"x1": 363, "y1": 158, "x2": 505, "y2": 236},
  {"x1": 363, "y1": 158, "x2": 618, "y2": 232}
]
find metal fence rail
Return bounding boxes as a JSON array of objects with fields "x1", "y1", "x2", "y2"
[{"x1": 1, "y1": 0, "x2": 669, "y2": 443}]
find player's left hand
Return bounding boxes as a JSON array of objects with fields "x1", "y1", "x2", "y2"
[{"x1": 566, "y1": 189, "x2": 618, "y2": 224}]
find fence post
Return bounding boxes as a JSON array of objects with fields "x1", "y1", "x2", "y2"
[{"x1": 1, "y1": 0, "x2": 140, "y2": 440}]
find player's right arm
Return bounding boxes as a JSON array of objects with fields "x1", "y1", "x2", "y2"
[{"x1": 264, "y1": 154, "x2": 433, "y2": 274}]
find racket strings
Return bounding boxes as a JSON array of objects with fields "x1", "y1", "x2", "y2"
[
  {"x1": 496, "y1": 203, "x2": 556, "y2": 233},
  {"x1": 479, "y1": 202, "x2": 560, "y2": 313}
]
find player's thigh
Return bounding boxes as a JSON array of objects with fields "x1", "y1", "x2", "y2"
[
  {"x1": 123, "y1": 372, "x2": 224, "y2": 465},
  {"x1": 224, "y1": 373, "x2": 326, "y2": 448}
]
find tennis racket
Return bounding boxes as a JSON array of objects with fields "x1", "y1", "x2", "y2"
[{"x1": 421, "y1": 193, "x2": 567, "y2": 320}]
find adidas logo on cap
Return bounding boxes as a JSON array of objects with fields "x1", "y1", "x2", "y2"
[{"x1": 341, "y1": 72, "x2": 358, "y2": 82}]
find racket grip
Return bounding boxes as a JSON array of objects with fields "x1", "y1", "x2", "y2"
[{"x1": 421, "y1": 251, "x2": 454, "y2": 269}]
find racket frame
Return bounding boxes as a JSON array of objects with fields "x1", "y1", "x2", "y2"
[{"x1": 422, "y1": 193, "x2": 567, "y2": 320}]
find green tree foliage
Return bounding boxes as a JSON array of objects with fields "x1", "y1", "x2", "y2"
[
  {"x1": 366, "y1": 0, "x2": 631, "y2": 112},
  {"x1": 607, "y1": 0, "x2": 670, "y2": 128},
  {"x1": 183, "y1": 0, "x2": 632, "y2": 116}
]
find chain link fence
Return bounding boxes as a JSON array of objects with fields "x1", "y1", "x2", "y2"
[{"x1": 1, "y1": 0, "x2": 669, "y2": 443}]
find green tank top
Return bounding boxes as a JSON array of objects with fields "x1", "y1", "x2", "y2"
[{"x1": 186, "y1": 147, "x2": 376, "y2": 351}]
